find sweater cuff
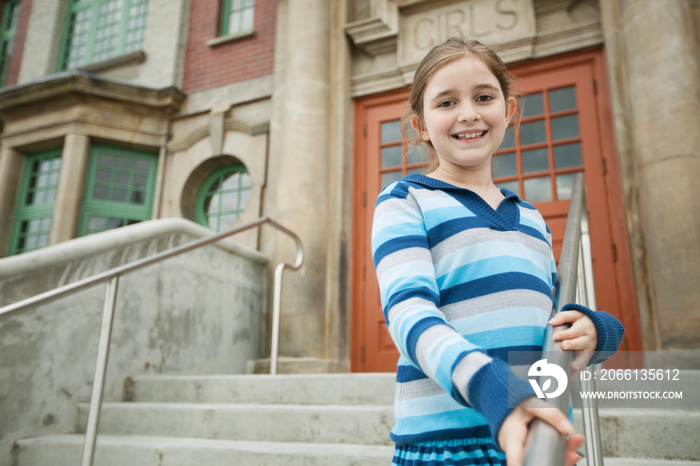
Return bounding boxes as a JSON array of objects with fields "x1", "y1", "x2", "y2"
[
  {"x1": 560, "y1": 303, "x2": 625, "y2": 365},
  {"x1": 468, "y1": 358, "x2": 537, "y2": 449}
]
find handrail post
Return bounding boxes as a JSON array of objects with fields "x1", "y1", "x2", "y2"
[
  {"x1": 80, "y1": 276, "x2": 120, "y2": 466},
  {"x1": 267, "y1": 219, "x2": 304, "y2": 375},
  {"x1": 523, "y1": 174, "x2": 585, "y2": 466}
]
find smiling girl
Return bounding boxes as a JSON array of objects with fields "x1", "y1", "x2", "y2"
[{"x1": 371, "y1": 37, "x2": 624, "y2": 466}]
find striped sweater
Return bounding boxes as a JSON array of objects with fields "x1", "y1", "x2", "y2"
[{"x1": 371, "y1": 174, "x2": 624, "y2": 446}]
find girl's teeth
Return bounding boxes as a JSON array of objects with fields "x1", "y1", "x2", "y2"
[{"x1": 455, "y1": 132, "x2": 484, "y2": 140}]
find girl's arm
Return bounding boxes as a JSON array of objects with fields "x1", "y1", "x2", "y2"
[{"x1": 372, "y1": 184, "x2": 536, "y2": 441}]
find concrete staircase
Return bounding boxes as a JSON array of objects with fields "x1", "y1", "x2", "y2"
[{"x1": 12, "y1": 372, "x2": 700, "y2": 465}]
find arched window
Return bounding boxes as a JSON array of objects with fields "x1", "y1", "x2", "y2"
[{"x1": 195, "y1": 164, "x2": 251, "y2": 232}]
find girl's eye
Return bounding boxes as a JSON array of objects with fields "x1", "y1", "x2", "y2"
[
  {"x1": 476, "y1": 95, "x2": 493, "y2": 103},
  {"x1": 437, "y1": 100, "x2": 455, "y2": 108}
]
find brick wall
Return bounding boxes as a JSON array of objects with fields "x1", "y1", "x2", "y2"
[
  {"x1": 182, "y1": 0, "x2": 277, "y2": 94},
  {"x1": 1, "y1": 0, "x2": 32, "y2": 88}
]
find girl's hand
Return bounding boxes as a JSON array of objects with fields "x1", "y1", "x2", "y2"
[
  {"x1": 549, "y1": 311, "x2": 598, "y2": 378},
  {"x1": 498, "y1": 397, "x2": 584, "y2": 466}
]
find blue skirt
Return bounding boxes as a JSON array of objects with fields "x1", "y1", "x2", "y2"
[{"x1": 392, "y1": 438, "x2": 506, "y2": 466}]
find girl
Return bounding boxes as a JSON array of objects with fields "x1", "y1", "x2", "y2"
[{"x1": 371, "y1": 37, "x2": 624, "y2": 466}]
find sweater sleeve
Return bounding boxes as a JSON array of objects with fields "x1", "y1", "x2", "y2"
[
  {"x1": 372, "y1": 185, "x2": 536, "y2": 442},
  {"x1": 560, "y1": 303, "x2": 625, "y2": 365}
]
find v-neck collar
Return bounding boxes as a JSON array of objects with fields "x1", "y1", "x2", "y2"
[{"x1": 402, "y1": 174, "x2": 521, "y2": 231}]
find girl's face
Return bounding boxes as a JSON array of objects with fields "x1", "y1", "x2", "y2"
[{"x1": 416, "y1": 55, "x2": 516, "y2": 180}]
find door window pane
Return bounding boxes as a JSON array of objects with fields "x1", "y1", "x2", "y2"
[
  {"x1": 381, "y1": 170, "x2": 402, "y2": 188},
  {"x1": 551, "y1": 115, "x2": 579, "y2": 140},
  {"x1": 407, "y1": 143, "x2": 430, "y2": 164},
  {"x1": 549, "y1": 86, "x2": 577, "y2": 113},
  {"x1": 554, "y1": 143, "x2": 583, "y2": 169},
  {"x1": 500, "y1": 126, "x2": 515, "y2": 149},
  {"x1": 522, "y1": 148, "x2": 549, "y2": 174},
  {"x1": 522, "y1": 92, "x2": 544, "y2": 117},
  {"x1": 381, "y1": 145, "x2": 402, "y2": 169},
  {"x1": 556, "y1": 173, "x2": 579, "y2": 200},
  {"x1": 493, "y1": 153, "x2": 517, "y2": 178},
  {"x1": 496, "y1": 180, "x2": 519, "y2": 195},
  {"x1": 381, "y1": 120, "x2": 402, "y2": 144},
  {"x1": 520, "y1": 120, "x2": 546, "y2": 145},
  {"x1": 524, "y1": 176, "x2": 552, "y2": 203}
]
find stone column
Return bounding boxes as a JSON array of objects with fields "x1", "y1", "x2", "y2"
[
  {"x1": 620, "y1": 0, "x2": 700, "y2": 348},
  {"x1": 50, "y1": 134, "x2": 90, "y2": 245},
  {"x1": 267, "y1": 0, "x2": 331, "y2": 362},
  {"x1": 0, "y1": 147, "x2": 24, "y2": 257}
]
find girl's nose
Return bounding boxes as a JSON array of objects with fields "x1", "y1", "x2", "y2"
[{"x1": 458, "y1": 104, "x2": 480, "y2": 123}]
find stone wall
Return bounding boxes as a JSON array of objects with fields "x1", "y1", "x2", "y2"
[{"x1": 0, "y1": 218, "x2": 268, "y2": 465}]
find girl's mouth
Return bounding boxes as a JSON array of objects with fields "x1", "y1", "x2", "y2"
[{"x1": 452, "y1": 131, "x2": 486, "y2": 140}]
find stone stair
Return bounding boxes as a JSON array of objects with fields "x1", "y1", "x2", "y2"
[{"x1": 12, "y1": 372, "x2": 700, "y2": 465}]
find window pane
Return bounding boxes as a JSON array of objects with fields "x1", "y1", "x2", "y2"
[
  {"x1": 500, "y1": 126, "x2": 515, "y2": 149},
  {"x1": 554, "y1": 143, "x2": 582, "y2": 169},
  {"x1": 114, "y1": 172, "x2": 130, "y2": 185},
  {"x1": 522, "y1": 148, "x2": 549, "y2": 174},
  {"x1": 99, "y1": 154, "x2": 114, "y2": 168},
  {"x1": 520, "y1": 120, "x2": 546, "y2": 145},
  {"x1": 134, "y1": 160, "x2": 150, "y2": 172},
  {"x1": 493, "y1": 153, "x2": 516, "y2": 178},
  {"x1": 522, "y1": 92, "x2": 544, "y2": 117},
  {"x1": 112, "y1": 188, "x2": 128, "y2": 202},
  {"x1": 242, "y1": 8, "x2": 254, "y2": 31},
  {"x1": 89, "y1": 215, "x2": 105, "y2": 231},
  {"x1": 381, "y1": 170, "x2": 402, "y2": 188},
  {"x1": 381, "y1": 120, "x2": 401, "y2": 144},
  {"x1": 381, "y1": 145, "x2": 402, "y2": 169},
  {"x1": 524, "y1": 176, "x2": 552, "y2": 203},
  {"x1": 93, "y1": 186, "x2": 110, "y2": 199},
  {"x1": 551, "y1": 115, "x2": 579, "y2": 140},
  {"x1": 496, "y1": 180, "x2": 519, "y2": 195},
  {"x1": 549, "y1": 86, "x2": 577, "y2": 113},
  {"x1": 406, "y1": 143, "x2": 430, "y2": 165},
  {"x1": 556, "y1": 173, "x2": 580, "y2": 200},
  {"x1": 107, "y1": 217, "x2": 124, "y2": 230},
  {"x1": 407, "y1": 167, "x2": 425, "y2": 176},
  {"x1": 131, "y1": 190, "x2": 146, "y2": 204}
]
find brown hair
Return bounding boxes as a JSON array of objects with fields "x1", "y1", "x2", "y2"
[{"x1": 402, "y1": 37, "x2": 519, "y2": 172}]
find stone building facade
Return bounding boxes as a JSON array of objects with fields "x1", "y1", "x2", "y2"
[{"x1": 0, "y1": 0, "x2": 698, "y2": 373}]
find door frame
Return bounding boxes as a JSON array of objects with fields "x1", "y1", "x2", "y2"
[{"x1": 351, "y1": 48, "x2": 641, "y2": 372}]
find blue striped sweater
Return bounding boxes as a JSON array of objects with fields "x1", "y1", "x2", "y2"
[{"x1": 371, "y1": 174, "x2": 624, "y2": 446}]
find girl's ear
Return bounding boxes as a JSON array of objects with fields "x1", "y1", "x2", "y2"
[
  {"x1": 505, "y1": 96, "x2": 518, "y2": 125},
  {"x1": 411, "y1": 116, "x2": 430, "y2": 142}
]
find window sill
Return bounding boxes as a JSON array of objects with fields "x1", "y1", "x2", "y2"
[
  {"x1": 206, "y1": 30, "x2": 256, "y2": 47},
  {"x1": 77, "y1": 50, "x2": 146, "y2": 74}
]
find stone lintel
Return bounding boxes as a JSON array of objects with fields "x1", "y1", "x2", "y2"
[{"x1": 0, "y1": 71, "x2": 186, "y2": 116}]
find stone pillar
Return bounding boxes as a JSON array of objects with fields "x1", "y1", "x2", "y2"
[
  {"x1": 0, "y1": 147, "x2": 24, "y2": 257},
  {"x1": 620, "y1": 0, "x2": 700, "y2": 348},
  {"x1": 267, "y1": 0, "x2": 331, "y2": 361},
  {"x1": 50, "y1": 134, "x2": 90, "y2": 245}
]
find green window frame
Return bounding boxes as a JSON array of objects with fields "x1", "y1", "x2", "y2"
[
  {"x1": 220, "y1": 0, "x2": 255, "y2": 37},
  {"x1": 196, "y1": 164, "x2": 252, "y2": 232},
  {"x1": 78, "y1": 145, "x2": 157, "y2": 236},
  {"x1": 0, "y1": 0, "x2": 20, "y2": 87},
  {"x1": 8, "y1": 150, "x2": 63, "y2": 256},
  {"x1": 59, "y1": 0, "x2": 149, "y2": 70}
]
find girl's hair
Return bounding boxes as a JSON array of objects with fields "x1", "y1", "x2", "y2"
[{"x1": 402, "y1": 37, "x2": 519, "y2": 171}]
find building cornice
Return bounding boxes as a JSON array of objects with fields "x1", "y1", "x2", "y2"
[{"x1": 0, "y1": 71, "x2": 186, "y2": 115}]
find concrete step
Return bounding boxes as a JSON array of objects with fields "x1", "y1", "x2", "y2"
[
  {"x1": 124, "y1": 373, "x2": 396, "y2": 405},
  {"x1": 573, "y1": 409, "x2": 700, "y2": 461},
  {"x1": 13, "y1": 435, "x2": 395, "y2": 466},
  {"x1": 77, "y1": 402, "x2": 394, "y2": 446},
  {"x1": 579, "y1": 459, "x2": 700, "y2": 466}
]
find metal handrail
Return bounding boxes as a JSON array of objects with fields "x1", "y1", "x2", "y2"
[
  {"x1": 0, "y1": 216, "x2": 304, "y2": 466},
  {"x1": 523, "y1": 174, "x2": 603, "y2": 465}
]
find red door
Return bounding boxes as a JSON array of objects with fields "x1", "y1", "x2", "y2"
[{"x1": 352, "y1": 49, "x2": 640, "y2": 372}]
